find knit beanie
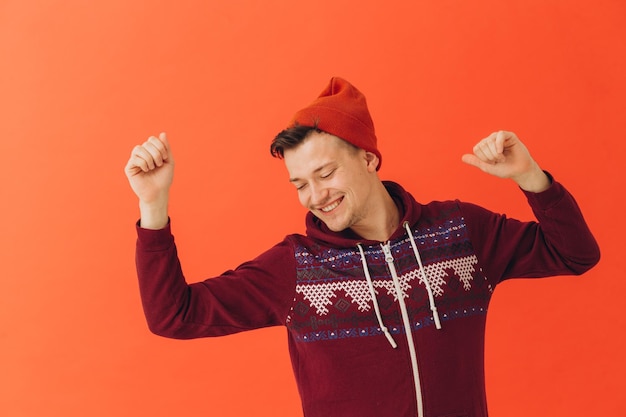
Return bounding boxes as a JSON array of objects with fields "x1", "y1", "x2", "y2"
[{"x1": 290, "y1": 77, "x2": 382, "y2": 170}]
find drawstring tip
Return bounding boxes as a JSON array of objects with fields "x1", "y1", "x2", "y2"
[
  {"x1": 385, "y1": 333, "x2": 398, "y2": 349},
  {"x1": 433, "y1": 309, "x2": 442, "y2": 330},
  {"x1": 382, "y1": 327, "x2": 398, "y2": 349}
]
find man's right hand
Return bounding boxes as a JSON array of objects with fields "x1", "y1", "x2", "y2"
[{"x1": 124, "y1": 132, "x2": 174, "y2": 229}]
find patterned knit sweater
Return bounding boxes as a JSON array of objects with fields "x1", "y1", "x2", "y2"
[{"x1": 135, "y1": 179, "x2": 599, "y2": 417}]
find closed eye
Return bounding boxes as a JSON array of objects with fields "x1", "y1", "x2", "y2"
[{"x1": 321, "y1": 169, "x2": 336, "y2": 179}]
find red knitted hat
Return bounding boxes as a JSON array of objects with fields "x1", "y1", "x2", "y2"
[{"x1": 290, "y1": 77, "x2": 382, "y2": 169}]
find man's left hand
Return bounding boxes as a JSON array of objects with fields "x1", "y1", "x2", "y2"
[{"x1": 461, "y1": 130, "x2": 551, "y2": 193}]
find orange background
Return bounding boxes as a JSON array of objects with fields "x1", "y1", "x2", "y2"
[{"x1": 1, "y1": 1, "x2": 624, "y2": 416}]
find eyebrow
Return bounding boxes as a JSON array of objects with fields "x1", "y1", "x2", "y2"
[{"x1": 289, "y1": 162, "x2": 334, "y2": 183}]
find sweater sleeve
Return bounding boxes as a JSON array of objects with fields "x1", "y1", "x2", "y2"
[
  {"x1": 134, "y1": 220, "x2": 296, "y2": 339},
  {"x1": 460, "y1": 175, "x2": 600, "y2": 284}
]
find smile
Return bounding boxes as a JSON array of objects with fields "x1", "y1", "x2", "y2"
[{"x1": 320, "y1": 197, "x2": 343, "y2": 213}]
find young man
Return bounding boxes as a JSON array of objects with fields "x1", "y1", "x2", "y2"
[{"x1": 125, "y1": 77, "x2": 599, "y2": 417}]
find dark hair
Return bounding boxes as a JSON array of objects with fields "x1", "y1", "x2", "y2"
[{"x1": 270, "y1": 124, "x2": 320, "y2": 159}]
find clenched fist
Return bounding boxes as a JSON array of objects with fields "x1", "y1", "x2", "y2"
[
  {"x1": 125, "y1": 132, "x2": 174, "y2": 229},
  {"x1": 461, "y1": 131, "x2": 550, "y2": 193}
]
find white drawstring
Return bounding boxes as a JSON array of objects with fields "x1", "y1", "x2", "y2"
[
  {"x1": 357, "y1": 243, "x2": 398, "y2": 348},
  {"x1": 404, "y1": 221, "x2": 442, "y2": 329}
]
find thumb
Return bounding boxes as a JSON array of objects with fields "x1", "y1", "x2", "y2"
[
  {"x1": 461, "y1": 153, "x2": 482, "y2": 169},
  {"x1": 159, "y1": 132, "x2": 174, "y2": 162}
]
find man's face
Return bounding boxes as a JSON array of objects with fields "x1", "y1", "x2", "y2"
[{"x1": 283, "y1": 131, "x2": 379, "y2": 233}]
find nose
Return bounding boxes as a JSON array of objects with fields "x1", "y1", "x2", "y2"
[{"x1": 308, "y1": 182, "x2": 329, "y2": 207}]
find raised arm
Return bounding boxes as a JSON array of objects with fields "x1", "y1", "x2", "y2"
[
  {"x1": 125, "y1": 133, "x2": 295, "y2": 339},
  {"x1": 124, "y1": 132, "x2": 174, "y2": 230},
  {"x1": 460, "y1": 130, "x2": 600, "y2": 281}
]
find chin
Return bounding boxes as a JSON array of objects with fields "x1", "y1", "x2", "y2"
[
  {"x1": 321, "y1": 218, "x2": 351, "y2": 233},
  {"x1": 315, "y1": 210, "x2": 353, "y2": 232},
  {"x1": 326, "y1": 224, "x2": 347, "y2": 233}
]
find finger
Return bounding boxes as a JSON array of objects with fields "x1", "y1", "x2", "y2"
[
  {"x1": 494, "y1": 131, "x2": 508, "y2": 155},
  {"x1": 125, "y1": 147, "x2": 150, "y2": 174},
  {"x1": 462, "y1": 153, "x2": 500, "y2": 176},
  {"x1": 473, "y1": 139, "x2": 497, "y2": 163},
  {"x1": 125, "y1": 159, "x2": 148, "y2": 176},
  {"x1": 487, "y1": 136, "x2": 501, "y2": 160},
  {"x1": 143, "y1": 138, "x2": 166, "y2": 168},
  {"x1": 159, "y1": 132, "x2": 169, "y2": 151},
  {"x1": 149, "y1": 132, "x2": 171, "y2": 161},
  {"x1": 157, "y1": 132, "x2": 173, "y2": 161},
  {"x1": 461, "y1": 153, "x2": 484, "y2": 170},
  {"x1": 131, "y1": 144, "x2": 157, "y2": 171},
  {"x1": 479, "y1": 132, "x2": 506, "y2": 163}
]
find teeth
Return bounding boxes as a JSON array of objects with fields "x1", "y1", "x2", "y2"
[{"x1": 321, "y1": 199, "x2": 341, "y2": 212}]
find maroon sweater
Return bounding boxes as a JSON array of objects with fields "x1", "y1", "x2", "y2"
[{"x1": 135, "y1": 179, "x2": 599, "y2": 417}]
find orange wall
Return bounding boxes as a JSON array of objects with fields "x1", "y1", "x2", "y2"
[{"x1": 1, "y1": 1, "x2": 624, "y2": 416}]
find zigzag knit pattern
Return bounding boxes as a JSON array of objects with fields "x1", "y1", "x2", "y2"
[
  {"x1": 295, "y1": 254, "x2": 478, "y2": 316},
  {"x1": 286, "y1": 208, "x2": 492, "y2": 342}
]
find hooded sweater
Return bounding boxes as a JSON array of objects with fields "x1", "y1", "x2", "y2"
[{"x1": 135, "y1": 178, "x2": 599, "y2": 417}]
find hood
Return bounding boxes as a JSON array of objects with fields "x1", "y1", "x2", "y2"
[{"x1": 304, "y1": 181, "x2": 423, "y2": 247}]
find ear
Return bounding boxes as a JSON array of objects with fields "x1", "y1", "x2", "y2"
[{"x1": 364, "y1": 151, "x2": 380, "y2": 172}]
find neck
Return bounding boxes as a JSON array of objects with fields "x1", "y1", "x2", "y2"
[{"x1": 350, "y1": 184, "x2": 400, "y2": 242}]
